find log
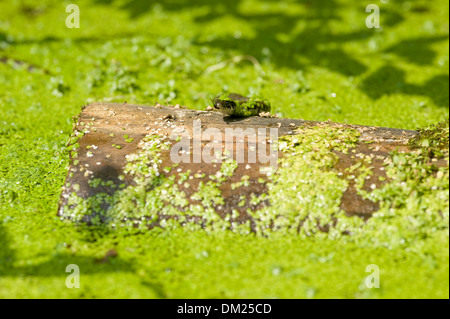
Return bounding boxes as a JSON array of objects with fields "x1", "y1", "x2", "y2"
[{"x1": 58, "y1": 102, "x2": 446, "y2": 231}]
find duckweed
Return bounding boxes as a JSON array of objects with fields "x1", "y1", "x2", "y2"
[
  {"x1": 409, "y1": 119, "x2": 449, "y2": 159},
  {"x1": 355, "y1": 151, "x2": 449, "y2": 248},
  {"x1": 251, "y1": 125, "x2": 363, "y2": 237},
  {"x1": 1, "y1": 0, "x2": 448, "y2": 299}
]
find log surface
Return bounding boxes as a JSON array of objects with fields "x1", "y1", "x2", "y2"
[{"x1": 59, "y1": 102, "x2": 428, "y2": 223}]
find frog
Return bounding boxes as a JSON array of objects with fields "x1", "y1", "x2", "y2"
[{"x1": 211, "y1": 93, "x2": 271, "y2": 117}]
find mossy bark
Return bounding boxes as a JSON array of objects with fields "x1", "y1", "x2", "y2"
[{"x1": 59, "y1": 103, "x2": 448, "y2": 237}]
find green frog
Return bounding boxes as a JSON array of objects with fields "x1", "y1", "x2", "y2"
[{"x1": 212, "y1": 93, "x2": 271, "y2": 117}]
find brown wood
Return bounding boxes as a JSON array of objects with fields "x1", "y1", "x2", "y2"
[{"x1": 59, "y1": 102, "x2": 436, "y2": 224}]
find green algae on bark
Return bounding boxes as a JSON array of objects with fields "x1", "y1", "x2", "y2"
[
  {"x1": 359, "y1": 152, "x2": 448, "y2": 248},
  {"x1": 348, "y1": 120, "x2": 449, "y2": 248},
  {"x1": 62, "y1": 125, "x2": 364, "y2": 236},
  {"x1": 61, "y1": 133, "x2": 247, "y2": 231},
  {"x1": 354, "y1": 137, "x2": 449, "y2": 247},
  {"x1": 408, "y1": 119, "x2": 449, "y2": 159},
  {"x1": 250, "y1": 125, "x2": 364, "y2": 238},
  {"x1": 256, "y1": 121, "x2": 448, "y2": 247},
  {"x1": 60, "y1": 120, "x2": 449, "y2": 248}
]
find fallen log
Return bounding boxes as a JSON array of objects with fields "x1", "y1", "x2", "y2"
[{"x1": 58, "y1": 102, "x2": 448, "y2": 234}]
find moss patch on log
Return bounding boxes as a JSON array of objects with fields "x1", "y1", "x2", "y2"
[{"x1": 251, "y1": 125, "x2": 363, "y2": 238}]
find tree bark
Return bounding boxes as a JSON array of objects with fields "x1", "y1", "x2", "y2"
[{"x1": 59, "y1": 102, "x2": 444, "y2": 224}]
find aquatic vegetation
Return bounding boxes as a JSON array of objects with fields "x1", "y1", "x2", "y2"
[
  {"x1": 0, "y1": 0, "x2": 448, "y2": 298},
  {"x1": 409, "y1": 119, "x2": 449, "y2": 159},
  {"x1": 251, "y1": 126, "x2": 362, "y2": 237}
]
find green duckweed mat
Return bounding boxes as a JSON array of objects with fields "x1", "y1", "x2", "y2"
[{"x1": 0, "y1": 0, "x2": 448, "y2": 298}]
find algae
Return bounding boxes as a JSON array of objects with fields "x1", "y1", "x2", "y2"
[{"x1": 1, "y1": 0, "x2": 449, "y2": 299}]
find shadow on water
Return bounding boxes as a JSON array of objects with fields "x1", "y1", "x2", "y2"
[
  {"x1": 91, "y1": 0, "x2": 449, "y2": 107},
  {"x1": 0, "y1": 223, "x2": 168, "y2": 295},
  {"x1": 384, "y1": 35, "x2": 449, "y2": 66},
  {"x1": 360, "y1": 65, "x2": 449, "y2": 107},
  {"x1": 0, "y1": 224, "x2": 134, "y2": 278},
  {"x1": 0, "y1": 32, "x2": 7, "y2": 43},
  {"x1": 92, "y1": 0, "x2": 370, "y2": 76},
  {"x1": 4, "y1": 0, "x2": 449, "y2": 106},
  {"x1": 0, "y1": 224, "x2": 15, "y2": 272}
]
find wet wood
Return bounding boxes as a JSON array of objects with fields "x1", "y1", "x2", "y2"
[{"x1": 59, "y1": 102, "x2": 436, "y2": 222}]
